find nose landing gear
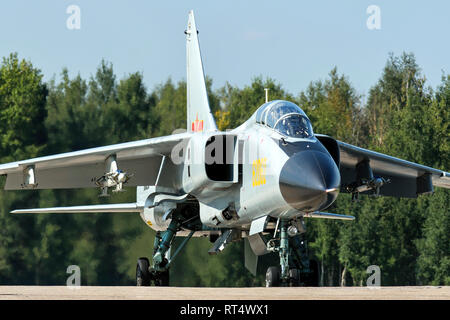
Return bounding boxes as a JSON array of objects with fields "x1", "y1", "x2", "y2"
[
  {"x1": 136, "y1": 228, "x2": 172, "y2": 287},
  {"x1": 136, "y1": 257, "x2": 170, "y2": 286},
  {"x1": 265, "y1": 218, "x2": 319, "y2": 287}
]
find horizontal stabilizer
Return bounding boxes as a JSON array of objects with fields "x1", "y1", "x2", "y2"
[
  {"x1": 303, "y1": 211, "x2": 355, "y2": 221},
  {"x1": 11, "y1": 203, "x2": 143, "y2": 214}
]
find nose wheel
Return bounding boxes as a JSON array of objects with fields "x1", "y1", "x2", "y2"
[
  {"x1": 265, "y1": 267, "x2": 302, "y2": 287},
  {"x1": 265, "y1": 218, "x2": 317, "y2": 287},
  {"x1": 136, "y1": 257, "x2": 150, "y2": 286},
  {"x1": 265, "y1": 266, "x2": 280, "y2": 287},
  {"x1": 136, "y1": 257, "x2": 170, "y2": 286}
]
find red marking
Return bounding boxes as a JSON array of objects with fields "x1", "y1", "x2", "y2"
[{"x1": 191, "y1": 113, "x2": 204, "y2": 132}]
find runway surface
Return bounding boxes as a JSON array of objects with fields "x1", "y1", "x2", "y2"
[{"x1": 0, "y1": 286, "x2": 448, "y2": 300}]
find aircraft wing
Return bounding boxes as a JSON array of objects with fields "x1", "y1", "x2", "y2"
[
  {"x1": 0, "y1": 132, "x2": 190, "y2": 190},
  {"x1": 334, "y1": 139, "x2": 450, "y2": 198}
]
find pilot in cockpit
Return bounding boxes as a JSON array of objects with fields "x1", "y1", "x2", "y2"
[
  {"x1": 274, "y1": 114, "x2": 312, "y2": 139},
  {"x1": 256, "y1": 100, "x2": 314, "y2": 139}
]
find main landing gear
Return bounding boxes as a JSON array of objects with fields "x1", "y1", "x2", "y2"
[
  {"x1": 265, "y1": 218, "x2": 319, "y2": 287},
  {"x1": 136, "y1": 213, "x2": 194, "y2": 286}
]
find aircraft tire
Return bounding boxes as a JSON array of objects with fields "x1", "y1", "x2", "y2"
[
  {"x1": 136, "y1": 257, "x2": 151, "y2": 286},
  {"x1": 265, "y1": 266, "x2": 280, "y2": 287}
]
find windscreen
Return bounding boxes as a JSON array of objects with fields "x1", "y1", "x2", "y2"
[
  {"x1": 266, "y1": 103, "x2": 302, "y2": 128},
  {"x1": 274, "y1": 114, "x2": 314, "y2": 139}
]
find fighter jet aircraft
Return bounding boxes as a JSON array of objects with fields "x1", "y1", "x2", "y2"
[{"x1": 0, "y1": 11, "x2": 449, "y2": 287}]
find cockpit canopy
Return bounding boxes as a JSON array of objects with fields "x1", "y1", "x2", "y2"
[{"x1": 255, "y1": 100, "x2": 314, "y2": 139}]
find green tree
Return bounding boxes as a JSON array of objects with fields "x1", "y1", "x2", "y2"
[
  {"x1": 366, "y1": 52, "x2": 421, "y2": 150},
  {"x1": 298, "y1": 67, "x2": 365, "y2": 145},
  {"x1": 110, "y1": 72, "x2": 156, "y2": 141},
  {"x1": 338, "y1": 53, "x2": 447, "y2": 286},
  {"x1": 416, "y1": 189, "x2": 450, "y2": 285},
  {"x1": 0, "y1": 53, "x2": 48, "y2": 284},
  {"x1": 152, "y1": 79, "x2": 187, "y2": 136},
  {"x1": 0, "y1": 53, "x2": 47, "y2": 160},
  {"x1": 415, "y1": 75, "x2": 450, "y2": 285}
]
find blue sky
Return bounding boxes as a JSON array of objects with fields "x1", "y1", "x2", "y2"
[{"x1": 0, "y1": 1, "x2": 448, "y2": 99}]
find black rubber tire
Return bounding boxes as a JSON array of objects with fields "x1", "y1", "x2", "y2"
[
  {"x1": 136, "y1": 257, "x2": 150, "y2": 286},
  {"x1": 289, "y1": 268, "x2": 301, "y2": 287},
  {"x1": 155, "y1": 270, "x2": 170, "y2": 286},
  {"x1": 265, "y1": 266, "x2": 280, "y2": 287}
]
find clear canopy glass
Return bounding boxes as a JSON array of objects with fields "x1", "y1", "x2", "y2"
[
  {"x1": 255, "y1": 100, "x2": 314, "y2": 138},
  {"x1": 273, "y1": 114, "x2": 314, "y2": 138}
]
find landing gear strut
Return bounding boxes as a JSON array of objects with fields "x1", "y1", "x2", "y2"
[
  {"x1": 265, "y1": 218, "x2": 318, "y2": 287},
  {"x1": 136, "y1": 213, "x2": 194, "y2": 286}
]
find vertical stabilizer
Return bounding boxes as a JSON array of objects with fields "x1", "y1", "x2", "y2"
[{"x1": 186, "y1": 10, "x2": 217, "y2": 132}]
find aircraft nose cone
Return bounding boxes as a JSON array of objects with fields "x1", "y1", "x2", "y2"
[{"x1": 279, "y1": 151, "x2": 340, "y2": 212}]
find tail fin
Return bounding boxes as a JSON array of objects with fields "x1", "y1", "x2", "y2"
[{"x1": 186, "y1": 10, "x2": 217, "y2": 132}]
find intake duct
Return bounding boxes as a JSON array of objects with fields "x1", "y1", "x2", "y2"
[{"x1": 315, "y1": 135, "x2": 340, "y2": 168}]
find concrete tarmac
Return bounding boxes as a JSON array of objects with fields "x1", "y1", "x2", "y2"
[{"x1": 0, "y1": 286, "x2": 448, "y2": 300}]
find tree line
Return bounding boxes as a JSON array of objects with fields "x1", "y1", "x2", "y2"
[{"x1": 0, "y1": 52, "x2": 448, "y2": 286}]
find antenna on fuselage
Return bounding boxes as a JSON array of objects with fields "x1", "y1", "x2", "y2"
[{"x1": 264, "y1": 88, "x2": 269, "y2": 103}]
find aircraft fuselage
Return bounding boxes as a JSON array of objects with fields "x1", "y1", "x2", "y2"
[{"x1": 174, "y1": 101, "x2": 341, "y2": 229}]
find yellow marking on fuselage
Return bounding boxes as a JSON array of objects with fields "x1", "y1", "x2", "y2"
[{"x1": 252, "y1": 158, "x2": 267, "y2": 187}]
